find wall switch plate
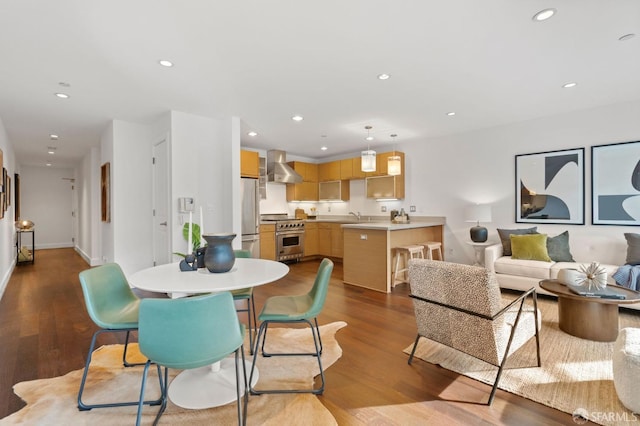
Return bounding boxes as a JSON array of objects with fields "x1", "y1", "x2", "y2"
[
  {"x1": 381, "y1": 206, "x2": 387, "y2": 212},
  {"x1": 410, "y1": 205, "x2": 416, "y2": 212}
]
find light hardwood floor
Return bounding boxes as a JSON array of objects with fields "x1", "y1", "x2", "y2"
[{"x1": 0, "y1": 248, "x2": 576, "y2": 424}]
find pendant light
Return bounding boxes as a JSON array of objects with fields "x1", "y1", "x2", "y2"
[
  {"x1": 387, "y1": 134, "x2": 401, "y2": 176},
  {"x1": 361, "y1": 125, "x2": 376, "y2": 172}
]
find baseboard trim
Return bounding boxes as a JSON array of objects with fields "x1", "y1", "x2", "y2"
[{"x1": 0, "y1": 259, "x2": 16, "y2": 302}]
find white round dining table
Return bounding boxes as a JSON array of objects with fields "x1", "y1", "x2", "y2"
[{"x1": 128, "y1": 258, "x2": 289, "y2": 410}]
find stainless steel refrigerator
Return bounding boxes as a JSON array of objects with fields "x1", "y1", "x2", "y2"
[{"x1": 241, "y1": 178, "x2": 260, "y2": 258}]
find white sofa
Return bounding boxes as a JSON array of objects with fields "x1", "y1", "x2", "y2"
[{"x1": 484, "y1": 237, "x2": 640, "y2": 311}]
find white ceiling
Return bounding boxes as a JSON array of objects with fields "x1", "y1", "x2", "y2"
[{"x1": 1, "y1": 0, "x2": 639, "y2": 168}]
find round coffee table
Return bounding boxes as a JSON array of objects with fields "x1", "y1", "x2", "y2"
[{"x1": 540, "y1": 279, "x2": 640, "y2": 342}]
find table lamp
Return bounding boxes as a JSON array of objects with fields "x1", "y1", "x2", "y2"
[{"x1": 465, "y1": 204, "x2": 491, "y2": 243}]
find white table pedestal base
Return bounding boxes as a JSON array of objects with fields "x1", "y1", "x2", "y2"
[{"x1": 168, "y1": 358, "x2": 259, "y2": 409}]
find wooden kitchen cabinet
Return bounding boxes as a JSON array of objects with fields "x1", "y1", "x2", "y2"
[
  {"x1": 318, "y1": 160, "x2": 341, "y2": 182},
  {"x1": 304, "y1": 222, "x2": 318, "y2": 257},
  {"x1": 316, "y1": 222, "x2": 343, "y2": 258},
  {"x1": 351, "y1": 157, "x2": 366, "y2": 179},
  {"x1": 240, "y1": 150, "x2": 260, "y2": 178},
  {"x1": 366, "y1": 175, "x2": 405, "y2": 200},
  {"x1": 259, "y1": 224, "x2": 276, "y2": 260},
  {"x1": 286, "y1": 181, "x2": 318, "y2": 201},
  {"x1": 318, "y1": 223, "x2": 332, "y2": 257},
  {"x1": 340, "y1": 158, "x2": 353, "y2": 180},
  {"x1": 288, "y1": 161, "x2": 318, "y2": 182},
  {"x1": 330, "y1": 223, "x2": 344, "y2": 258}
]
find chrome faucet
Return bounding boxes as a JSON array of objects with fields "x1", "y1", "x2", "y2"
[{"x1": 349, "y1": 211, "x2": 361, "y2": 221}]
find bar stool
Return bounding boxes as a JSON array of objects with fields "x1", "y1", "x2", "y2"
[
  {"x1": 421, "y1": 241, "x2": 443, "y2": 260},
  {"x1": 393, "y1": 245, "x2": 424, "y2": 286}
]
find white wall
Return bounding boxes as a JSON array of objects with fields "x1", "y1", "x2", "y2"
[
  {"x1": 20, "y1": 165, "x2": 75, "y2": 249},
  {"x1": 0, "y1": 117, "x2": 16, "y2": 298},
  {"x1": 170, "y1": 111, "x2": 238, "y2": 254}
]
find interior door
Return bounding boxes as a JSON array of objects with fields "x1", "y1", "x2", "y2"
[{"x1": 152, "y1": 138, "x2": 170, "y2": 266}]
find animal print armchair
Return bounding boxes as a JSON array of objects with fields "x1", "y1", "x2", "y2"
[{"x1": 407, "y1": 259, "x2": 541, "y2": 405}]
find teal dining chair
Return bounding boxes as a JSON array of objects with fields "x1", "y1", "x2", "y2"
[
  {"x1": 136, "y1": 292, "x2": 248, "y2": 425},
  {"x1": 231, "y1": 249, "x2": 258, "y2": 353},
  {"x1": 249, "y1": 258, "x2": 334, "y2": 395},
  {"x1": 77, "y1": 263, "x2": 162, "y2": 411}
]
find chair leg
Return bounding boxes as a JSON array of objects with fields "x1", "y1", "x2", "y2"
[
  {"x1": 136, "y1": 363, "x2": 168, "y2": 426},
  {"x1": 250, "y1": 294, "x2": 257, "y2": 355},
  {"x1": 122, "y1": 330, "x2": 146, "y2": 367},
  {"x1": 407, "y1": 334, "x2": 421, "y2": 365},
  {"x1": 234, "y1": 347, "x2": 248, "y2": 426},
  {"x1": 78, "y1": 328, "x2": 163, "y2": 411},
  {"x1": 250, "y1": 318, "x2": 325, "y2": 395}
]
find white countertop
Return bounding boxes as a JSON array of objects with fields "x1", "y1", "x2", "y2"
[{"x1": 341, "y1": 220, "x2": 445, "y2": 230}]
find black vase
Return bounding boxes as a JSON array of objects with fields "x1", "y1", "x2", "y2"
[{"x1": 202, "y1": 234, "x2": 236, "y2": 273}]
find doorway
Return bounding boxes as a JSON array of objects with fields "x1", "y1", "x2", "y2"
[{"x1": 152, "y1": 137, "x2": 170, "y2": 266}]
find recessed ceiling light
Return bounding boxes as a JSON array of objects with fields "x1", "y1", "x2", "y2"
[
  {"x1": 159, "y1": 60, "x2": 174, "y2": 67},
  {"x1": 247, "y1": 131, "x2": 258, "y2": 137},
  {"x1": 321, "y1": 146, "x2": 328, "y2": 151},
  {"x1": 55, "y1": 93, "x2": 69, "y2": 99},
  {"x1": 46, "y1": 162, "x2": 52, "y2": 167},
  {"x1": 47, "y1": 147, "x2": 56, "y2": 154},
  {"x1": 50, "y1": 134, "x2": 59, "y2": 140},
  {"x1": 377, "y1": 73, "x2": 391, "y2": 80},
  {"x1": 292, "y1": 115, "x2": 304, "y2": 121},
  {"x1": 446, "y1": 112, "x2": 456, "y2": 116},
  {"x1": 532, "y1": 8, "x2": 556, "y2": 22},
  {"x1": 58, "y1": 82, "x2": 70, "y2": 87},
  {"x1": 619, "y1": 33, "x2": 636, "y2": 41},
  {"x1": 562, "y1": 82, "x2": 577, "y2": 88}
]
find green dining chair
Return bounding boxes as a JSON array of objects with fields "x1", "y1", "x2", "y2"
[
  {"x1": 231, "y1": 249, "x2": 258, "y2": 353},
  {"x1": 77, "y1": 263, "x2": 162, "y2": 411},
  {"x1": 249, "y1": 258, "x2": 334, "y2": 395},
  {"x1": 136, "y1": 292, "x2": 248, "y2": 426}
]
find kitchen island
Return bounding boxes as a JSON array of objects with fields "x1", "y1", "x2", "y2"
[{"x1": 342, "y1": 219, "x2": 445, "y2": 293}]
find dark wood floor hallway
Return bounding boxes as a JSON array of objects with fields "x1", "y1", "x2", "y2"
[{"x1": 0, "y1": 248, "x2": 573, "y2": 424}]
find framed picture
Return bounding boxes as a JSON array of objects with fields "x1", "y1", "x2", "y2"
[
  {"x1": 516, "y1": 148, "x2": 585, "y2": 224},
  {"x1": 14, "y1": 173, "x2": 20, "y2": 219},
  {"x1": 592, "y1": 140, "x2": 640, "y2": 225},
  {"x1": 101, "y1": 162, "x2": 110, "y2": 222}
]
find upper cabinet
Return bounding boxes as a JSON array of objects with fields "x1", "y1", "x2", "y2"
[
  {"x1": 286, "y1": 161, "x2": 319, "y2": 201},
  {"x1": 240, "y1": 150, "x2": 260, "y2": 178},
  {"x1": 288, "y1": 161, "x2": 318, "y2": 182},
  {"x1": 318, "y1": 161, "x2": 341, "y2": 182},
  {"x1": 366, "y1": 175, "x2": 405, "y2": 200},
  {"x1": 319, "y1": 180, "x2": 350, "y2": 201},
  {"x1": 284, "y1": 152, "x2": 405, "y2": 200}
]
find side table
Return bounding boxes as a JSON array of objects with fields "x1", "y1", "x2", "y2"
[
  {"x1": 16, "y1": 230, "x2": 35, "y2": 264},
  {"x1": 466, "y1": 241, "x2": 494, "y2": 266}
]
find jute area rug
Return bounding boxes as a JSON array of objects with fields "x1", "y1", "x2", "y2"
[
  {"x1": 1, "y1": 321, "x2": 346, "y2": 425},
  {"x1": 403, "y1": 296, "x2": 640, "y2": 426}
]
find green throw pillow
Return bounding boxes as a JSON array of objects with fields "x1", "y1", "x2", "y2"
[
  {"x1": 624, "y1": 233, "x2": 640, "y2": 265},
  {"x1": 546, "y1": 231, "x2": 575, "y2": 262},
  {"x1": 497, "y1": 227, "x2": 538, "y2": 256},
  {"x1": 510, "y1": 234, "x2": 552, "y2": 262}
]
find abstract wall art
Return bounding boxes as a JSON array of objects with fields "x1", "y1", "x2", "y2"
[
  {"x1": 515, "y1": 148, "x2": 585, "y2": 224},
  {"x1": 592, "y1": 140, "x2": 640, "y2": 225}
]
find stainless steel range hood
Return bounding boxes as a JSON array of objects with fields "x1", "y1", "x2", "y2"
[{"x1": 267, "y1": 150, "x2": 303, "y2": 184}]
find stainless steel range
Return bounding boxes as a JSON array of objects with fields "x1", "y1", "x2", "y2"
[{"x1": 261, "y1": 214, "x2": 305, "y2": 262}]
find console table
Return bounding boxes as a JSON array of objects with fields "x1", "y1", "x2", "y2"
[{"x1": 16, "y1": 230, "x2": 34, "y2": 265}]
